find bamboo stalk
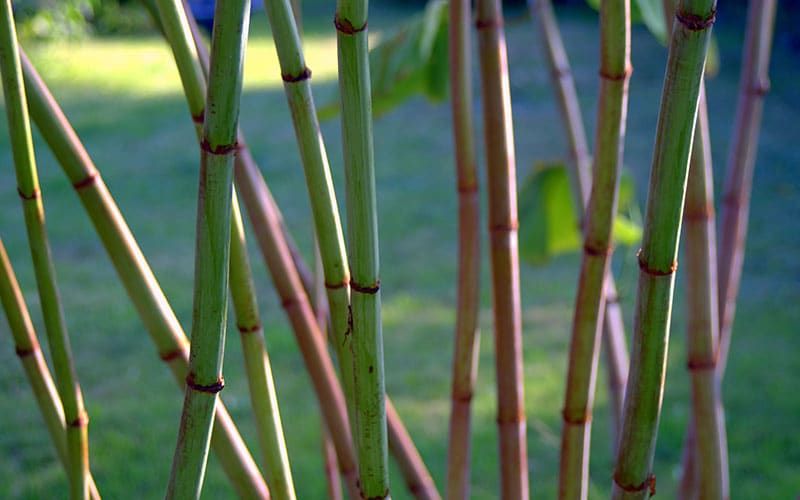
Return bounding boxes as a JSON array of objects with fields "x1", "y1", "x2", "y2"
[
  {"x1": 19, "y1": 49, "x2": 269, "y2": 500},
  {"x1": 717, "y1": 0, "x2": 777, "y2": 377},
  {"x1": 474, "y1": 1, "x2": 528, "y2": 497},
  {"x1": 528, "y1": 0, "x2": 629, "y2": 439},
  {"x1": 0, "y1": 240, "x2": 101, "y2": 500},
  {"x1": 445, "y1": 1, "x2": 481, "y2": 498},
  {"x1": 165, "y1": 1, "x2": 251, "y2": 497},
  {"x1": 335, "y1": 0, "x2": 390, "y2": 497},
  {"x1": 558, "y1": 0, "x2": 631, "y2": 494},
  {"x1": 0, "y1": 4, "x2": 89, "y2": 497},
  {"x1": 229, "y1": 194, "x2": 296, "y2": 500},
  {"x1": 679, "y1": 86, "x2": 729, "y2": 500},
  {"x1": 610, "y1": 0, "x2": 716, "y2": 496}
]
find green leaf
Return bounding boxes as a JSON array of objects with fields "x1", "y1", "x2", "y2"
[{"x1": 519, "y1": 162, "x2": 643, "y2": 265}]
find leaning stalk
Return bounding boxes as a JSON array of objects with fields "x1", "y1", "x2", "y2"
[
  {"x1": 679, "y1": 86, "x2": 729, "y2": 500},
  {"x1": 229, "y1": 196, "x2": 296, "y2": 500},
  {"x1": 445, "y1": 1, "x2": 481, "y2": 498},
  {"x1": 0, "y1": 5, "x2": 89, "y2": 497},
  {"x1": 529, "y1": 0, "x2": 629, "y2": 437},
  {"x1": 335, "y1": 0, "x2": 389, "y2": 497},
  {"x1": 0, "y1": 240, "x2": 101, "y2": 500},
  {"x1": 165, "y1": 1, "x2": 250, "y2": 497},
  {"x1": 717, "y1": 0, "x2": 777, "y2": 376},
  {"x1": 611, "y1": 0, "x2": 716, "y2": 496},
  {"x1": 474, "y1": 0, "x2": 528, "y2": 497},
  {"x1": 20, "y1": 50, "x2": 269, "y2": 499},
  {"x1": 558, "y1": 0, "x2": 631, "y2": 494}
]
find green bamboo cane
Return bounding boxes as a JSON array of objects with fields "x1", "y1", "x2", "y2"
[
  {"x1": 0, "y1": 4, "x2": 89, "y2": 497},
  {"x1": 610, "y1": 0, "x2": 716, "y2": 496},
  {"x1": 445, "y1": 1, "x2": 481, "y2": 498},
  {"x1": 0, "y1": 239, "x2": 101, "y2": 500},
  {"x1": 558, "y1": 0, "x2": 631, "y2": 494},
  {"x1": 165, "y1": 0, "x2": 251, "y2": 497},
  {"x1": 229, "y1": 195, "x2": 296, "y2": 500},
  {"x1": 679, "y1": 86, "x2": 729, "y2": 500},
  {"x1": 717, "y1": 0, "x2": 777, "y2": 377},
  {"x1": 474, "y1": 1, "x2": 528, "y2": 497},
  {"x1": 19, "y1": 50, "x2": 269, "y2": 499},
  {"x1": 528, "y1": 0, "x2": 630, "y2": 439},
  {"x1": 170, "y1": 5, "x2": 361, "y2": 497},
  {"x1": 335, "y1": 0, "x2": 390, "y2": 497}
]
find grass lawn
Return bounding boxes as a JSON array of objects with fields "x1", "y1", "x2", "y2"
[{"x1": 0, "y1": 1, "x2": 797, "y2": 498}]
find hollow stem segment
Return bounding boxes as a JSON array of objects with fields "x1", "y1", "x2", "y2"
[
  {"x1": 558, "y1": 0, "x2": 631, "y2": 495},
  {"x1": 0, "y1": 5, "x2": 89, "y2": 497},
  {"x1": 19, "y1": 50, "x2": 269, "y2": 499},
  {"x1": 529, "y1": 0, "x2": 630, "y2": 439},
  {"x1": 165, "y1": 1, "x2": 250, "y2": 497},
  {"x1": 474, "y1": 1, "x2": 528, "y2": 497},
  {"x1": 0, "y1": 240, "x2": 101, "y2": 500},
  {"x1": 335, "y1": 0, "x2": 390, "y2": 497},
  {"x1": 611, "y1": 0, "x2": 716, "y2": 497}
]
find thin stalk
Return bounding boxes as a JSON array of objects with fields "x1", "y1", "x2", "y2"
[
  {"x1": 611, "y1": 0, "x2": 716, "y2": 496},
  {"x1": 335, "y1": 0, "x2": 389, "y2": 497},
  {"x1": 445, "y1": 1, "x2": 481, "y2": 498},
  {"x1": 0, "y1": 4, "x2": 89, "y2": 497},
  {"x1": 170, "y1": 5, "x2": 360, "y2": 497},
  {"x1": 20, "y1": 50, "x2": 269, "y2": 499},
  {"x1": 558, "y1": 0, "x2": 631, "y2": 494},
  {"x1": 165, "y1": 0, "x2": 251, "y2": 496},
  {"x1": 474, "y1": 1, "x2": 529, "y2": 497},
  {"x1": 229, "y1": 195, "x2": 295, "y2": 500},
  {"x1": 0, "y1": 240, "x2": 101, "y2": 500},
  {"x1": 312, "y1": 246, "x2": 343, "y2": 500},
  {"x1": 679, "y1": 86, "x2": 729, "y2": 500},
  {"x1": 528, "y1": 0, "x2": 629, "y2": 439},
  {"x1": 717, "y1": 0, "x2": 777, "y2": 376}
]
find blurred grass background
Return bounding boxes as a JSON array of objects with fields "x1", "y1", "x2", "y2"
[{"x1": 0, "y1": 1, "x2": 797, "y2": 498}]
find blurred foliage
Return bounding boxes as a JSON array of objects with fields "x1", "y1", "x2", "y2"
[
  {"x1": 318, "y1": 0, "x2": 449, "y2": 120},
  {"x1": 519, "y1": 161, "x2": 642, "y2": 265},
  {"x1": 14, "y1": 0, "x2": 155, "y2": 40}
]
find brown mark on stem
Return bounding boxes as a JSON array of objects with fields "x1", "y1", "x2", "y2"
[
  {"x1": 282, "y1": 67, "x2": 312, "y2": 83},
  {"x1": 72, "y1": 171, "x2": 99, "y2": 191},
  {"x1": 68, "y1": 411, "x2": 89, "y2": 428},
  {"x1": 489, "y1": 221, "x2": 519, "y2": 233},
  {"x1": 186, "y1": 373, "x2": 225, "y2": 394},
  {"x1": 637, "y1": 249, "x2": 678, "y2": 276},
  {"x1": 334, "y1": 15, "x2": 367, "y2": 35},
  {"x1": 236, "y1": 323, "x2": 261, "y2": 334},
  {"x1": 475, "y1": 18, "x2": 502, "y2": 30},
  {"x1": 191, "y1": 110, "x2": 204, "y2": 124},
  {"x1": 324, "y1": 277, "x2": 350, "y2": 290},
  {"x1": 15, "y1": 343, "x2": 39, "y2": 358},
  {"x1": 583, "y1": 242, "x2": 613, "y2": 256},
  {"x1": 200, "y1": 138, "x2": 238, "y2": 155},
  {"x1": 350, "y1": 279, "x2": 380, "y2": 294},
  {"x1": 613, "y1": 473, "x2": 657, "y2": 496},
  {"x1": 599, "y1": 65, "x2": 634, "y2": 81},
  {"x1": 16, "y1": 187, "x2": 40, "y2": 200},
  {"x1": 562, "y1": 408, "x2": 592, "y2": 425},
  {"x1": 683, "y1": 202, "x2": 715, "y2": 221},
  {"x1": 675, "y1": 9, "x2": 716, "y2": 31}
]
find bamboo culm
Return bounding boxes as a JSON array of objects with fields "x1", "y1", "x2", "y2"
[
  {"x1": 0, "y1": 240, "x2": 101, "y2": 500},
  {"x1": 335, "y1": 0, "x2": 390, "y2": 497},
  {"x1": 0, "y1": 4, "x2": 90, "y2": 497},
  {"x1": 445, "y1": 1, "x2": 481, "y2": 498},
  {"x1": 528, "y1": 0, "x2": 630, "y2": 440},
  {"x1": 558, "y1": 0, "x2": 631, "y2": 495},
  {"x1": 20, "y1": 50, "x2": 269, "y2": 499},
  {"x1": 474, "y1": 0, "x2": 529, "y2": 497},
  {"x1": 611, "y1": 0, "x2": 716, "y2": 496},
  {"x1": 165, "y1": 1, "x2": 251, "y2": 497}
]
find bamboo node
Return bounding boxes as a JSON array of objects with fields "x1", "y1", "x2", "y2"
[
  {"x1": 562, "y1": 408, "x2": 592, "y2": 425},
  {"x1": 452, "y1": 390, "x2": 473, "y2": 403},
  {"x1": 237, "y1": 323, "x2": 261, "y2": 334},
  {"x1": 360, "y1": 487, "x2": 389, "y2": 500},
  {"x1": 282, "y1": 67, "x2": 312, "y2": 83},
  {"x1": 490, "y1": 220, "x2": 519, "y2": 233},
  {"x1": 475, "y1": 17, "x2": 502, "y2": 30},
  {"x1": 750, "y1": 79, "x2": 770, "y2": 96},
  {"x1": 722, "y1": 191, "x2": 743, "y2": 208},
  {"x1": 334, "y1": 14, "x2": 367, "y2": 35},
  {"x1": 68, "y1": 411, "x2": 89, "y2": 428},
  {"x1": 159, "y1": 346, "x2": 187, "y2": 362},
  {"x1": 281, "y1": 296, "x2": 303, "y2": 310},
  {"x1": 687, "y1": 357, "x2": 717, "y2": 371},
  {"x1": 15, "y1": 342, "x2": 39, "y2": 358},
  {"x1": 351, "y1": 279, "x2": 380, "y2": 295},
  {"x1": 675, "y1": 9, "x2": 716, "y2": 31},
  {"x1": 72, "y1": 171, "x2": 99, "y2": 191},
  {"x1": 457, "y1": 183, "x2": 479, "y2": 194},
  {"x1": 17, "y1": 187, "x2": 40, "y2": 201},
  {"x1": 613, "y1": 472, "x2": 656, "y2": 496},
  {"x1": 200, "y1": 138, "x2": 238, "y2": 156},
  {"x1": 325, "y1": 277, "x2": 350, "y2": 290},
  {"x1": 683, "y1": 202, "x2": 715, "y2": 222},
  {"x1": 583, "y1": 242, "x2": 613, "y2": 257},
  {"x1": 599, "y1": 64, "x2": 633, "y2": 81},
  {"x1": 636, "y1": 249, "x2": 677, "y2": 276},
  {"x1": 186, "y1": 373, "x2": 225, "y2": 394},
  {"x1": 552, "y1": 65, "x2": 572, "y2": 80},
  {"x1": 191, "y1": 110, "x2": 205, "y2": 124}
]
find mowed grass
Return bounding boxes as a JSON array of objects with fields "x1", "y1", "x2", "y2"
[{"x1": 0, "y1": 2, "x2": 798, "y2": 498}]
